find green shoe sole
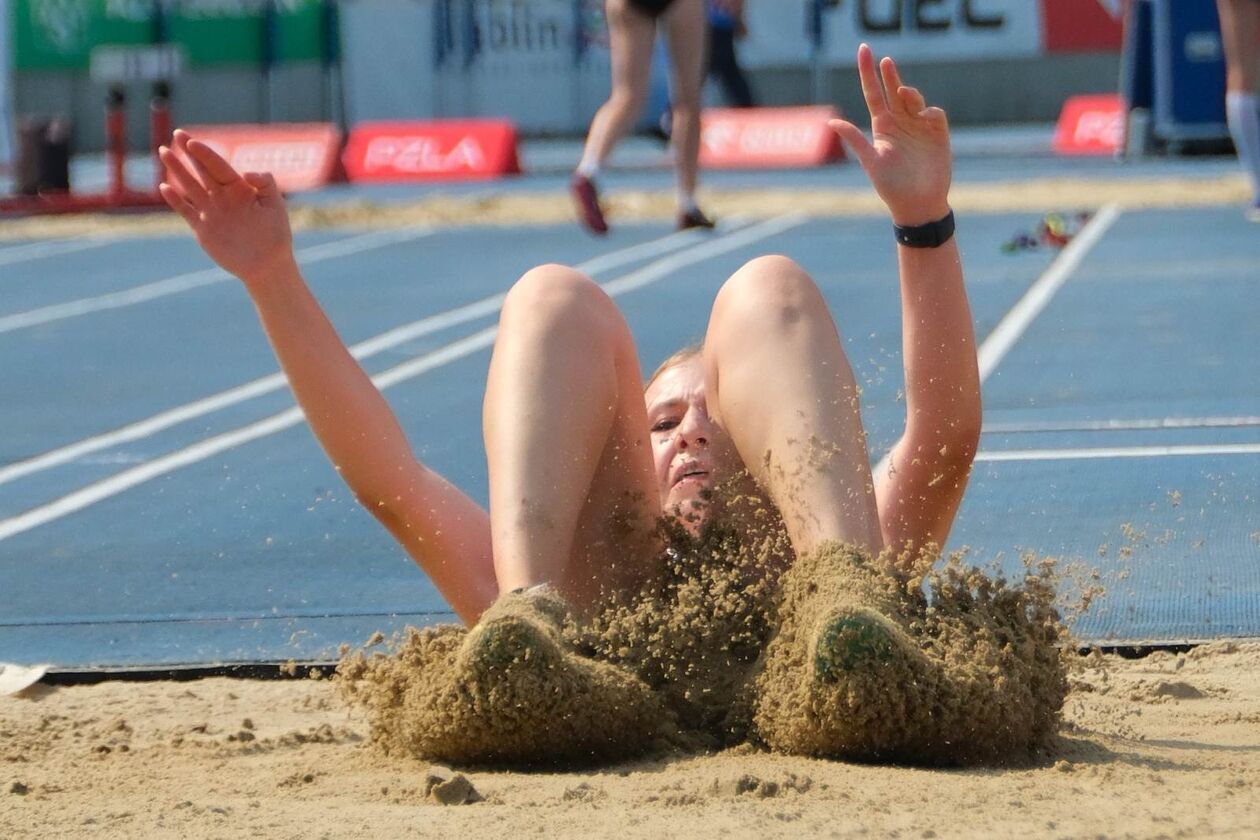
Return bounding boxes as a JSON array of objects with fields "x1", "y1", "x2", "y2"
[
  {"x1": 465, "y1": 617, "x2": 560, "y2": 673},
  {"x1": 813, "y1": 612, "x2": 898, "y2": 683}
]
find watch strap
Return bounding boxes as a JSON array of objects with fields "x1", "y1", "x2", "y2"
[{"x1": 893, "y1": 209, "x2": 955, "y2": 248}]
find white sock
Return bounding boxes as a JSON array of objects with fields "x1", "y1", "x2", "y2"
[
  {"x1": 576, "y1": 156, "x2": 601, "y2": 179},
  {"x1": 1226, "y1": 92, "x2": 1260, "y2": 204},
  {"x1": 677, "y1": 189, "x2": 699, "y2": 214}
]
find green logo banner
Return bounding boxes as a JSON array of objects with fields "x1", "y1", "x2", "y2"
[
  {"x1": 14, "y1": 0, "x2": 149, "y2": 70},
  {"x1": 13, "y1": 0, "x2": 328, "y2": 71}
]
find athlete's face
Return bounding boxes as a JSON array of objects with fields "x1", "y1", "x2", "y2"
[{"x1": 644, "y1": 356, "x2": 741, "y2": 526}]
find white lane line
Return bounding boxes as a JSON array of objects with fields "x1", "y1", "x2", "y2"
[
  {"x1": 976, "y1": 202, "x2": 1122, "y2": 382},
  {"x1": 873, "y1": 203, "x2": 1122, "y2": 479},
  {"x1": 0, "y1": 238, "x2": 116, "y2": 268},
  {"x1": 0, "y1": 214, "x2": 805, "y2": 540},
  {"x1": 0, "y1": 221, "x2": 740, "y2": 489},
  {"x1": 976, "y1": 442, "x2": 1260, "y2": 462},
  {"x1": 982, "y1": 416, "x2": 1260, "y2": 434},
  {"x1": 0, "y1": 227, "x2": 436, "y2": 336}
]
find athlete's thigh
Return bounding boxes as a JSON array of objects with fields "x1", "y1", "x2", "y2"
[
  {"x1": 661, "y1": 0, "x2": 707, "y2": 104},
  {"x1": 566, "y1": 312, "x2": 661, "y2": 601},
  {"x1": 606, "y1": 0, "x2": 658, "y2": 95}
]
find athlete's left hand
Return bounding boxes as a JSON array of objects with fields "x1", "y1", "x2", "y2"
[{"x1": 829, "y1": 44, "x2": 952, "y2": 227}]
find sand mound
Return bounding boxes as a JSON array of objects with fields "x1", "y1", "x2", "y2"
[
  {"x1": 572, "y1": 508, "x2": 793, "y2": 745},
  {"x1": 337, "y1": 589, "x2": 669, "y2": 767},
  {"x1": 340, "y1": 499, "x2": 1069, "y2": 768},
  {"x1": 752, "y1": 545, "x2": 1068, "y2": 765}
]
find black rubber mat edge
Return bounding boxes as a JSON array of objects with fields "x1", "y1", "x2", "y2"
[
  {"x1": 36, "y1": 638, "x2": 1260, "y2": 685},
  {"x1": 41, "y1": 661, "x2": 340, "y2": 685}
]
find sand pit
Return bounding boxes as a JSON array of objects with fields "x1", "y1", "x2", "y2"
[
  {"x1": 0, "y1": 174, "x2": 1249, "y2": 241},
  {"x1": 8, "y1": 506, "x2": 1252, "y2": 837},
  {"x1": 7, "y1": 530, "x2": 1251, "y2": 837},
  {"x1": 1, "y1": 642, "x2": 1257, "y2": 838}
]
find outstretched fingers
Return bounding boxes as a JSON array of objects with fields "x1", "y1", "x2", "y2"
[
  {"x1": 158, "y1": 182, "x2": 199, "y2": 226},
  {"x1": 242, "y1": 171, "x2": 274, "y2": 190},
  {"x1": 158, "y1": 145, "x2": 209, "y2": 207},
  {"x1": 242, "y1": 171, "x2": 282, "y2": 206},
  {"x1": 879, "y1": 56, "x2": 909, "y2": 115},
  {"x1": 897, "y1": 84, "x2": 927, "y2": 116},
  {"x1": 921, "y1": 105, "x2": 948, "y2": 127},
  {"x1": 828, "y1": 119, "x2": 875, "y2": 168},
  {"x1": 856, "y1": 44, "x2": 889, "y2": 120},
  {"x1": 175, "y1": 129, "x2": 243, "y2": 189},
  {"x1": 161, "y1": 130, "x2": 273, "y2": 229}
]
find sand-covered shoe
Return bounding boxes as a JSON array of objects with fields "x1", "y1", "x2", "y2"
[
  {"x1": 812, "y1": 606, "x2": 909, "y2": 682},
  {"x1": 751, "y1": 543, "x2": 944, "y2": 761},
  {"x1": 347, "y1": 586, "x2": 670, "y2": 767},
  {"x1": 456, "y1": 585, "x2": 569, "y2": 673},
  {"x1": 749, "y1": 542, "x2": 1072, "y2": 765}
]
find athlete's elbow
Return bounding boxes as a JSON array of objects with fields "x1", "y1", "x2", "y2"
[
  {"x1": 948, "y1": 418, "x2": 981, "y2": 472},
  {"x1": 945, "y1": 388, "x2": 983, "y2": 462},
  {"x1": 353, "y1": 488, "x2": 404, "y2": 530},
  {"x1": 912, "y1": 413, "x2": 980, "y2": 471}
]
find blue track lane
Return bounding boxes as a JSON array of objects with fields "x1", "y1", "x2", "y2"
[{"x1": 1, "y1": 201, "x2": 1257, "y2": 668}]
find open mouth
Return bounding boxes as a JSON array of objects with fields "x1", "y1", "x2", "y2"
[{"x1": 672, "y1": 466, "x2": 709, "y2": 487}]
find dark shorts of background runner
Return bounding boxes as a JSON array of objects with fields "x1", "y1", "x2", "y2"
[{"x1": 628, "y1": 0, "x2": 677, "y2": 18}]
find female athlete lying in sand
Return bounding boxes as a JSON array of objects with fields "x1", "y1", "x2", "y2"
[{"x1": 160, "y1": 45, "x2": 988, "y2": 762}]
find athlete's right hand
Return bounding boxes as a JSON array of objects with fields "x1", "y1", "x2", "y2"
[{"x1": 159, "y1": 129, "x2": 295, "y2": 285}]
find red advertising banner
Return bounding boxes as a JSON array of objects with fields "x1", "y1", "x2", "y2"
[
  {"x1": 1053, "y1": 94, "x2": 1125, "y2": 155},
  {"x1": 341, "y1": 121, "x2": 522, "y2": 182},
  {"x1": 1041, "y1": 0, "x2": 1125, "y2": 52},
  {"x1": 700, "y1": 106, "x2": 845, "y2": 169},
  {"x1": 182, "y1": 123, "x2": 342, "y2": 193}
]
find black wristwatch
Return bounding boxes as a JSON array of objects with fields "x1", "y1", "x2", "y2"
[{"x1": 893, "y1": 209, "x2": 955, "y2": 248}]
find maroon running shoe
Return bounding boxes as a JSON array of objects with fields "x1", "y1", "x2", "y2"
[
  {"x1": 570, "y1": 174, "x2": 609, "y2": 235},
  {"x1": 677, "y1": 208, "x2": 716, "y2": 231}
]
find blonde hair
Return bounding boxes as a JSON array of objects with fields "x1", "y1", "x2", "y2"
[{"x1": 645, "y1": 343, "x2": 703, "y2": 392}]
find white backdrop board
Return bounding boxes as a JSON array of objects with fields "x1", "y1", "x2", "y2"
[
  {"x1": 340, "y1": 0, "x2": 439, "y2": 124},
  {"x1": 341, "y1": 0, "x2": 611, "y2": 133},
  {"x1": 739, "y1": 0, "x2": 1043, "y2": 68},
  {"x1": 338, "y1": 0, "x2": 1060, "y2": 134}
]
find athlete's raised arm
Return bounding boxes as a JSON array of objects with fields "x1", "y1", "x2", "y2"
[
  {"x1": 830, "y1": 45, "x2": 982, "y2": 555},
  {"x1": 159, "y1": 130, "x2": 495, "y2": 622}
]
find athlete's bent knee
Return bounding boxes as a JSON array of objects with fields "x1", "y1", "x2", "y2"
[
  {"x1": 714, "y1": 255, "x2": 825, "y2": 327},
  {"x1": 501, "y1": 264, "x2": 619, "y2": 338},
  {"x1": 505, "y1": 263, "x2": 602, "y2": 314}
]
